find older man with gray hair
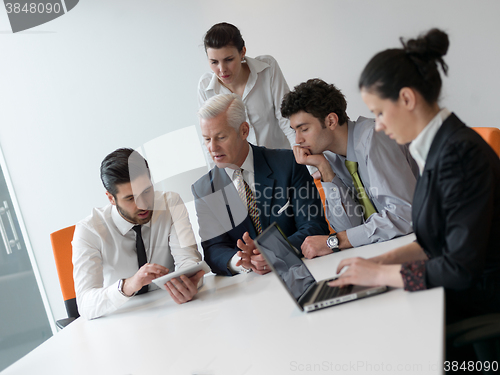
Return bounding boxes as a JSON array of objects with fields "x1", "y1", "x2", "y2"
[{"x1": 191, "y1": 94, "x2": 329, "y2": 276}]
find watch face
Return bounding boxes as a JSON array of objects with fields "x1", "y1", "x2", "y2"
[{"x1": 327, "y1": 235, "x2": 339, "y2": 249}]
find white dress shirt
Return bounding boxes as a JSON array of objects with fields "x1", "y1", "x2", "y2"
[
  {"x1": 409, "y1": 108, "x2": 451, "y2": 175},
  {"x1": 224, "y1": 147, "x2": 255, "y2": 274},
  {"x1": 72, "y1": 191, "x2": 201, "y2": 320},
  {"x1": 321, "y1": 117, "x2": 418, "y2": 247},
  {"x1": 225, "y1": 146, "x2": 255, "y2": 197},
  {"x1": 198, "y1": 55, "x2": 294, "y2": 168}
]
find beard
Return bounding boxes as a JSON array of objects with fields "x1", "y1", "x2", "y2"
[{"x1": 116, "y1": 202, "x2": 153, "y2": 225}]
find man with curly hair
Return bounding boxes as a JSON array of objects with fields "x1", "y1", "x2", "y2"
[{"x1": 281, "y1": 79, "x2": 418, "y2": 257}]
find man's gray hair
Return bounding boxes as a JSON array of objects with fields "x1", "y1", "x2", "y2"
[{"x1": 198, "y1": 93, "x2": 247, "y2": 130}]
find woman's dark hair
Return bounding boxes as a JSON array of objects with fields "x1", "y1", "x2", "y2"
[
  {"x1": 100, "y1": 148, "x2": 149, "y2": 197},
  {"x1": 281, "y1": 78, "x2": 349, "y2": 126},
  {"x1": 359, "y1": 28, "x2": 449, "y2": 104},
  {"x1": 203, "y1": 22, "x2": 245, "y2": 52}
]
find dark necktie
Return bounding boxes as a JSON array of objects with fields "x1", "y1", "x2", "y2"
[{"x1": 132, "y1": 225, "x2": 148, "y2": 295}]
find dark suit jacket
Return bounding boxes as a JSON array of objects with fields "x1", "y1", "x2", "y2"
[
  {"x1": 413, "y1": 114, "x2": 500, "y2": 308},
  {"x1": 191, "y1": 144, "x2": 329, "y2": 275}
]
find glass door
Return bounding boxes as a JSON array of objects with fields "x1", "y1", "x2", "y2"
[{"x1": 0, "y1": 148, "x2": 55, "y2": 371}]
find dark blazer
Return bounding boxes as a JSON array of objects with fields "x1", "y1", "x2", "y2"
[
  {"x1": 412, "y1": 113, "x2": 500, "y2": 315},
  {"x1": 191, "y1": 144, "x2": 329, "y2": 275}
]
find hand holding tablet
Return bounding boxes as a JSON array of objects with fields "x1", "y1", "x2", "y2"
[{"x1": 152, "y1": 261, "x2": 211, "y2": 291}]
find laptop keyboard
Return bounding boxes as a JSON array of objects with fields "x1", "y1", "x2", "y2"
[{"x1": 316, "y1": 282, "x2": 353, "y2": 301}]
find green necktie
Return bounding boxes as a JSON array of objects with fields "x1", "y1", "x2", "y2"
[{"x1": 344, "y1": 160, "x2": 377, "y2": 220}]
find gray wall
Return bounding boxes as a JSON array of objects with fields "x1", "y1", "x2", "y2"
[{"x1": 1, "y1": 0, "x2": 499, "y2": 322}]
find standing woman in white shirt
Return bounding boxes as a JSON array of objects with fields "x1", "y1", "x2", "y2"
[{"x1": 198, "y1": 22, "x2": 295, "y2": 167}]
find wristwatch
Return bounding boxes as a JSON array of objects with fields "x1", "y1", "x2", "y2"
[
  {"x1": 118, "y1": 278, "x2": 137, "y2": 298},
  {"x1": 326, "y1": 234, "x2": 340, "y2": 252}
]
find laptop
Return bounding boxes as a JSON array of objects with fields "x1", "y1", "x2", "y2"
[{"x1": 254, "y1": 223, "x2": 388, "y2": 312}]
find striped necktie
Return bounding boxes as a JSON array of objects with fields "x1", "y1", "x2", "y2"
[
  {"x1": 233, "y1": 169, "x2": 262, "y2": 234},
  {"x1": 344, "y1": 160, "x2": 377, "y2": 220}
]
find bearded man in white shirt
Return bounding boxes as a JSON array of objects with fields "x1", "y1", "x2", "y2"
[{"x1": 72, "y1": 148, "x2": 204, "y2": 319}]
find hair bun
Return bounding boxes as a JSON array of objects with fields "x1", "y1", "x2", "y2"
[
  {"x1": 401, "y1": 28, "x2": 449, "y2": 76},
  {"x1": 404, "y1": 28, "x2": 449, "y2": 57}
]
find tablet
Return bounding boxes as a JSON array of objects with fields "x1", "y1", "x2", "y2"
[{"x1": 152, "y1": 261, "x2": 211, "y2": 290}]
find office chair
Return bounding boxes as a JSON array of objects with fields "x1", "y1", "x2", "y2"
[
  {"x1": 473, "y1": 127, "x2": 500, "y2": 158},
  {"x1": 50, "y1": 225, "x2": 79, "y2": 329},
  {"x1": 446, "y1": 314, "x2": 500, "y2": 373}
]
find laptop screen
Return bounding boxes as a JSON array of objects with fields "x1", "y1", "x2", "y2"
[{"x1": 255, "y1": 224, "x2": 316, "y2": 301}]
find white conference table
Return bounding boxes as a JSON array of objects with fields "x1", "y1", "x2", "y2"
[{"x1": 3, "y1": 234, "x2": 444, "y2": 375}]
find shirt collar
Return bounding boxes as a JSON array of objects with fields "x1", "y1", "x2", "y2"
[
  {"x1": 345, "y1": 120, "x2": 356, "y2": 161},
  {"x1": 111, "y1": 204, "x2": 151, "y2": 236},
  {"x1": 225, "y1": 144, "x2": 254, "y2": 180},
  {"x1": 245, "y1": 56, "x2": 269, "y2": 74},
  {"x1": 206, "y1": 70, "x2": 220, "y2": 92},
  {"x1": 204, "y1": 56, "x2": 270, "y2": 94},
  {"x1": 242, "y1": 57, "x2": 269, "y2": 100},
  {"x1": 409, "y1": 108, "x2": 451, "y2": 175}
]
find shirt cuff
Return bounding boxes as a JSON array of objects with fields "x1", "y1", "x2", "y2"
[
  {"x1": 111, "y1": 279, "x2": 132, "y2": 303},
  {"x1": 400, "y1": 260, "x2": 427, "y2": 291},
  {"x1": 227, "y1": 253, "x2": 252, "y2": 275},
  {"x1": 306, "y1": 165, "x2": 318, "y2": 175},
  {"x1": 345, "y1": 225, "x2": 369, "y2": 248}
]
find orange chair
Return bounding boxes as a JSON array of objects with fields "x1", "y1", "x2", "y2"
[
  {"x1": 313, "y1": 179, "x2": 335, "y2": 235},
  {"x1": 473, "y1": 127, "x2": 500, "y2": 158},
  {"x1": 50, "y1": 225, "x2": 79, "y2": 329}
]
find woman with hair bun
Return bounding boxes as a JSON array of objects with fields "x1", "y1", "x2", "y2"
[
  {"x1": 198, "y1": 22, "x2": 294, "y2": 167},
  {"x1": 330, "y1": 29, "x2": 500, "y2": 326}
]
